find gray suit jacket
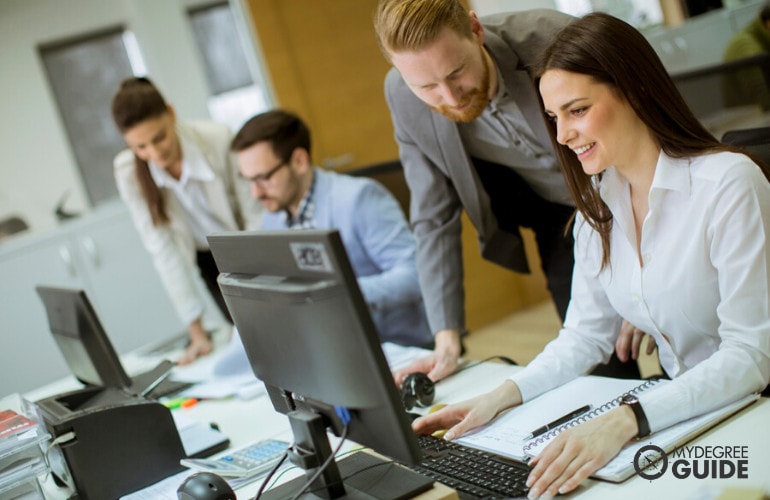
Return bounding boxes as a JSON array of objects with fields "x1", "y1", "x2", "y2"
[{"x1": 384, "y1": 9, "x2": 572, "y2": 334}]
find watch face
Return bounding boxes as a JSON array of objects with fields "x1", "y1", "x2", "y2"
[
  {"x1": 622, "y1": 394, "x2": 638, "y2": 405},
  {"x1": 633, "y1": 444, "x2": 668, "y2": 480}
]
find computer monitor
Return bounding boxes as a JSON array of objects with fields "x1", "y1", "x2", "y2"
[
  {"x1": 35, "y1": 286, "x2": 183, "y2": 398},
  {"x1": 36, "y1": 286, "x2": 133, "y2": 389},
  {"x1": 208, "y1": 229, "x2": 430, "y2": 499}
]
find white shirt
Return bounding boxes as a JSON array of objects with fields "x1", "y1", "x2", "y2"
[
  {"x1": 149, "y1": 129, "x2": 230, "y2": 249},
  {"x1": 512, "y1": 150, "x2": 770, "y2": 433}
]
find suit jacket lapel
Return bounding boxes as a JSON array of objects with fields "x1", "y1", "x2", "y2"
[
  {"x1": 188, "y1": 126, "x2": 239, "y2": 230},
  {"x1": 485, "y1": 30, "x2": 552, "y2": 152},
  {"x1": 430, "y1": 114, "x2": 488, "y2": 230}
]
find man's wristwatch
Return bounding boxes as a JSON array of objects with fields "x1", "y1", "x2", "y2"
[{"x1": 621, "y1": 394, "x2": 650, "y2": 438}]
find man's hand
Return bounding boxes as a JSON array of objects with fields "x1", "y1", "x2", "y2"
[
  {"x1": 178, "y1": 318, "x2": 213, "y2": 366},
  {"x1": 393, "y1": 328, "x2": 462, "y2": 385},
  {"x1": 615, "y1": 319, "x2": 656, "y2": 362}
]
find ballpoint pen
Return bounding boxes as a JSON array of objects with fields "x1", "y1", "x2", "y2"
[{"x1": 523, "y1": 404, "x2": 592, "y2": 440}]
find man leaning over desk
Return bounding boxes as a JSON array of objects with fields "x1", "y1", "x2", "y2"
[{"x1": 374, "y1": 0, "x2": 648, "y2": 382}]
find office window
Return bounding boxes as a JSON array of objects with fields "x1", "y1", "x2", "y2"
[
  {"x1": 555, "y1": 0, "x2": 664, "y2": 28},
  {"x1": 40, "y1": 29, "x2": 145, "y2": 206},
  {"x1": 188, "y1": 1, "x2": 269, "y2": 131}
]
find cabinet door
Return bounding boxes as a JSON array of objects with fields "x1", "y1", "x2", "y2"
[
  {"x1": 72, "y1": 208, "x2": 183, "y2": 354},
  {"x1": 0, "y1": 237, "x2": 87, "y2": 396}
]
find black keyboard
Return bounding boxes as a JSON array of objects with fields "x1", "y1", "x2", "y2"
[{"x1": 407, "y1": 434, "x2": 531, "y2": 499}]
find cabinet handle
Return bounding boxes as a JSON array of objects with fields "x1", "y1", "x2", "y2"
[
  {"x1": 81, "y1": 236, "x2": 100, "y2": 268},
  {"x1": 58, "y1": 245, "x2": 77, "y2": 277}
]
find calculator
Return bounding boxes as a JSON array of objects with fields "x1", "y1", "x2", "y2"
[{"x1": 180, "y1": 439, "x2": 290, "y2": 478}]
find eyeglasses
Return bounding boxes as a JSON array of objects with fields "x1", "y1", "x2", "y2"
[{"x1": 245, "y1": 160, "x2": 288, "y2": 187}]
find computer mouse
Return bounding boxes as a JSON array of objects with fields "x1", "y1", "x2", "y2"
[
  {"x1": 177, "y1": 472, "x2": 236, "y2": 500},
  {"x1": 401, "y1": 372, "x2": 435, "y2": 410}
]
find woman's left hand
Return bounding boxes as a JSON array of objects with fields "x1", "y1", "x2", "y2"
[{"x1": 526, "y1": 406, "x2": 638, "y2": 498}]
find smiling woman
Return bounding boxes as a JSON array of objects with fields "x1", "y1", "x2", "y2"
[
  {"x1": 412, "y1": 12, "x2": 770, "y2": 499},
  {"x1": 111, "y1": 76, "x2": 263, "y2": 366}
]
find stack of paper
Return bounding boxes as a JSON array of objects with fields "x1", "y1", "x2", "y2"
[{"x1": 0, "y1": 394, "x2": 51, "y2": 498}]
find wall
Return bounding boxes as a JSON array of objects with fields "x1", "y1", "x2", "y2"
[
  {"x1": 472, "y1": 0, "x2": 557, "y2": 15},
  {"x1": 0, "y1": 0, "x2": 234, "y2": 236}
]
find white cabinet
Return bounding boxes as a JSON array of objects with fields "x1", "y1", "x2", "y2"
[{"x1": 0, "y1": 201, "x2": 184, "y2": 397}]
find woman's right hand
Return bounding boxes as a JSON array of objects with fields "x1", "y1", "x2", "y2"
[
  {"x1": 178, "y1": 318, "x2": 213, "y2": 365},
  {"x1": 411, "y1": 380, "x2": 522, "y2": 441}
]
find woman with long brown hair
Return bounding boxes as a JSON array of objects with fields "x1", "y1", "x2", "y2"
[
  {"x1": 112, "y1": 77, "x2": 262, "y2": 364},
  {"x1": 413, "y1": 13, "x2": 770, "y2": 497}
]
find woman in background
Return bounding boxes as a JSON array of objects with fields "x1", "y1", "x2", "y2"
[
  {"x1": 111, "y1": 77, "x2": 262, "y2": 364},
  {"x1": 413, "y1": 13, "x2": 770, "y2": 498}
]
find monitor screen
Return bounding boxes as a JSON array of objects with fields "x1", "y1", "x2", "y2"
[
  {"x1": 208, "y1": 229, "x2": 425, "y2": 497},
  {"x1": 36, "y1": 286, "x2": 132, "y2": 390}
]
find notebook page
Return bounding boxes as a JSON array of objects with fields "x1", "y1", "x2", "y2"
[
  {"x1": 524, "y1": 393, "x2": 758, "y2": 482},
  {"x1": 455, "y1": 375, "x2": 646, "y2": 461}
]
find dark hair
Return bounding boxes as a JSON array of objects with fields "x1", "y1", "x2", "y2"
[
  {"x1": 534, "y1": 12, "x2": 770, "y2": 269},
  {"x1": 231, "y1": 109, "x2": 311, "y2": 162},
  {"x1": 111, "y1": 77, "x2": 171, "y2": 226},
  {"x1": 761, "y1": 2, "x2": 770, "y2": 23}
]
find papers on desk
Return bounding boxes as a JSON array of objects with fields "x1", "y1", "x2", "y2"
[
  {"x1": 455, "y1": 375, "x2": 640, "y2": 462},
  {"x1": 171, "y1": 348, "x2": 266, "y2": 400},
  {"x1": 381, "y1": 342, "x2": 432, "y2": 371},
  {"x1": 455, "y1": 376, "x2": 759, "y2": 482},
  {"x1": 120, "y1": 469, "x2": 194, "y2": 500}
]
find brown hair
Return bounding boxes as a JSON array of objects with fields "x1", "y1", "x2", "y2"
[
  {"x1": 111, "y1": 77, "x2": 170, "y2": 226},
  {"x1": 534, "y1": 12, "x2": 770, "y2": 269},
  {"x1": 231, "y1": 109, "x2": 311, "y2": 162},
  {"x1": 373, "y1": 0, "x2": 472, "y2": 61}
]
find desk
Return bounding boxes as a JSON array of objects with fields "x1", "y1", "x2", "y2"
[{"x1": 25, "y1": 359, "x2": 770, "y2": 499}]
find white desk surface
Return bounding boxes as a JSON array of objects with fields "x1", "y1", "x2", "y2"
[{"x1": 25, "y1": 354, "x2": 770, "y2": 499}]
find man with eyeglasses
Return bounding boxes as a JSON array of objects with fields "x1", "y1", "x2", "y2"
[{"x1": 229, "y1": 109, "x2": 432, "y2": 348}]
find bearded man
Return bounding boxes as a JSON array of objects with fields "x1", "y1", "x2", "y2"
[{"x1": 375, "y1": 0, "x2": 645, "y2": 383}]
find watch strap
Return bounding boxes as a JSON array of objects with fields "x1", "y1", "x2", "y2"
[{"x1": 622, "y1": 394, "x2": 650, "y2": 438}]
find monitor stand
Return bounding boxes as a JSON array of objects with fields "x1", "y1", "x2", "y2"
[{"x1": 261, "y1": 410, "x2": 435, "y2": 499}]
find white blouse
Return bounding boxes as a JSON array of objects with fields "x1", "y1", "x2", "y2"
[{"x1": 512, "y1": 150, "x2": 770, "y2": 433}]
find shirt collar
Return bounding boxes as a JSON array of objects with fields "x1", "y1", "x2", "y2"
[
  {"x1": 600, "y1": 150, "x2": 691, "y2": 203},
  {"x1": 149, "y1": 125, "x2": 216, "y2": 188},
  {"x1": 284, "y1": 170, "x2": 317, "y2": 229}
]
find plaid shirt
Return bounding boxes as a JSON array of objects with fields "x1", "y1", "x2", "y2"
[{"x1": 285, "y1": 174, "x2": 317, "y2": 229}]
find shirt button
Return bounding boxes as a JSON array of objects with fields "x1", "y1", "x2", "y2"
[{"x1": 644, "y1": 254, "x2": 652, "y2": 263}]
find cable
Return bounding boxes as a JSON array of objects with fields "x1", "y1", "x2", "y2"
[
  {"x1": 261, "y1": 445, "x2": 365, "y2": 495},
  {"x1": 287, "y1": 424, "x2": 350, "y2": 500},
  {"x1": 42, "y1": 431, "x2": 76, "y2": 479},
  {"x1": 252, "y1": 448, "x2": 290, "y2": 500}
]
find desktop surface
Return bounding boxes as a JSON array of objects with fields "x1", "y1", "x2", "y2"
[{"x1": 26, "y1": 358, "x2": 770, "y2": 499}]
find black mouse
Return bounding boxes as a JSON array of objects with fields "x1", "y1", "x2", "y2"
[
  {"x1": 177, "y1": 472, "x2": 236, "y2": 500},
  {"x1": 401, "y1": 372, "x2": 435, "y2": 410}
]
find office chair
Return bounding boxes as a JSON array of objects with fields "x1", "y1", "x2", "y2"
[{"x1": 721, "y1": 126, "x2": 770, "y2": 166}]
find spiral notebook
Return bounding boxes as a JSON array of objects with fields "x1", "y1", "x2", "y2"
[{"x1": 455, "y1": 375, "x2": 758, "y2": 482}]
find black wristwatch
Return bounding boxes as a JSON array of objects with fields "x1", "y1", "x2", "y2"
[{"x1": 621, "y1": 394, "x2": 650, "y2": 438}]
